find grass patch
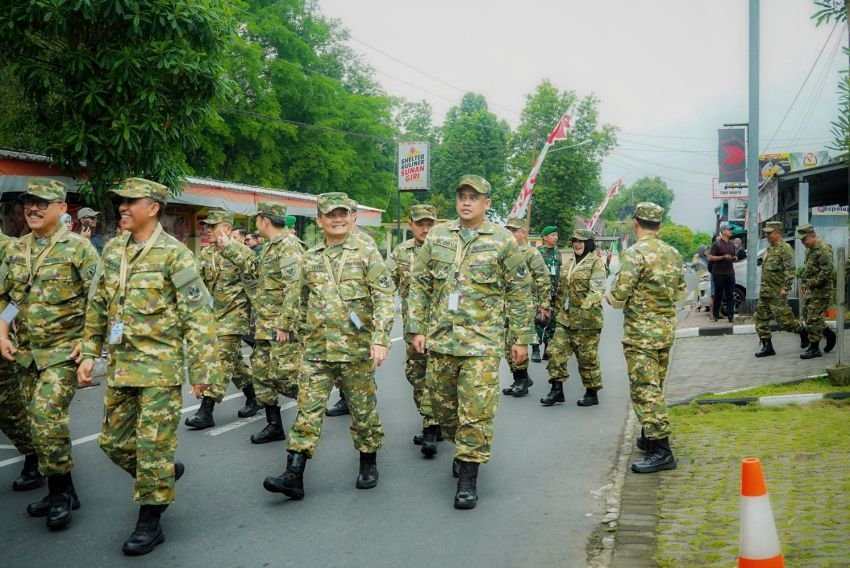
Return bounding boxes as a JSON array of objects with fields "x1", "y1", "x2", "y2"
[{"x1": 695, "y1": 376, "x2": 850, "y2": 400}]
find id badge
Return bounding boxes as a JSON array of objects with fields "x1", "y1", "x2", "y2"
[
  {"x1": 563, "y1": 296, "x2": 570, "y2": 310},
  {"x1": 550, "y1": 265, "x2": 557, "y2": 276},
  {"x1": 108, "y1": 321, "x2": 125, "y2": 345},
  {"x1": 349, "y1": 311, "x2": 363, "y2": 330},
  {"x1": 0, "y1": 302, "x2": 19, "y2": 324},
  {"x1": 448, "y1": 292, "x2": 460, "y2": 312}
]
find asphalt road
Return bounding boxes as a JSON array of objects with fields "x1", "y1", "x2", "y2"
[{"x1": 0, "y1": 307, "x2": 630, "y2": 568}]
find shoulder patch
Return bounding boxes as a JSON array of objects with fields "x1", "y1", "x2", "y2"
[{"x1": 172, "y1": 266, "x2": 199, "y2": 289}]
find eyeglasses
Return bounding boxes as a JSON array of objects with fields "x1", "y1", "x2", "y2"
[{"x1": 20, "y1": 196, "x2": 62, "y2": 210}]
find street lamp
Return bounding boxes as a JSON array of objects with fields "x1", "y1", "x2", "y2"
[{"x1": 546, "y1": 138, "x2": 593, "y2": 154}]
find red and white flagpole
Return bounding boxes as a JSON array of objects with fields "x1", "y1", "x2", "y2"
[
  {"x1": 586, "y1": 179, "x2": 623, "y2": 231},
  {"x1": 510, "y1": 112, "x2": 572, "y2": 219}
]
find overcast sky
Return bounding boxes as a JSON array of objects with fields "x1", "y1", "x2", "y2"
[{"x1": 320, "y1": 0, "x2": 847, "y2": 232}]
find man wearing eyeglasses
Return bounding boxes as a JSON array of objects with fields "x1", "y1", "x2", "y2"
[{"x1": 0, "y1": 178, "x2": 99, "y2": 530}]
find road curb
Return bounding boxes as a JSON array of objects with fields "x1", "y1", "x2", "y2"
[
  {"x1": 692, "y1": 391, "x2": 850, "y2": 407},
  {"x1": 675, "y1": 320, "x2": 845, "y2": 339}
]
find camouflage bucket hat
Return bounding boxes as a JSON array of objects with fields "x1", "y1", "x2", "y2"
[
  {"x1": 111, "y1": 178, "x2": 170, "y2": 203},
  {"x1": 410, "y1": 204, "x2": 437, "y2": 222},
  {"x1": 455, "y1": 174, "x2": 491, "y2": 195},
  {"x1": 795, "y1": 223, "x2": 815, "y2": 239},
  {"x1": 201, "y1": 209, "x2": 235, "y2": 226},
  {"x1": 633, "y1": 202, "x2": 664, "y2": 223},
  {"x1": 26, "y1": 177, "x2": 68, "y2": 202},
  {"x1": 504, "y1": 217, "x2": 527, "y2": 230},
  {"x1": 762, "y1": 221, "x2": 782, "y2": 234},
  {"x1": 255, "y1": 201, "x2": 287, "y2": 219},
  {"x1": 571, "y1": 228, "x2": 596, "y2": 241},
  {"x1": 317, "y1": 192, "x2": 352, "y2": 214}
]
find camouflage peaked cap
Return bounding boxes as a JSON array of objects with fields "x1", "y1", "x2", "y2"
[
  {"x1": 410, "y1": 204, "x2": 437, "y2": 222},
  {"x1": 504, "y1": 217, "x2": 528, "y2": 229},
  {"x1": 201, "y1": 209, "x2": 235, "y2": 226},
  {"x1": 26, "y1": 178, "x2": 67, "y2": 201},
  {"x1": 255, "y1": 201, "x2": 287, "y2": 219},
  {"x1": 317, "y1": 192, "x2": 353, "y2": 214},
  {"x1": 455, "y1": 174, "x2": 491, "y2": 195},
  {"x1": 633, "y1": 202, "x2": 664, "y2": 223},
  {"x1": 796, "y1": 223, "x2": 815, "y2": 239},
  {"x1": 571, "y1": 228, "x2": 596, "y2": 241},
  {"x1": 111, "y1": 178, "x2": 170, "y2": 203},
  {"x1": 762, "y1": 221, "x2": 782, "y2": 234}
]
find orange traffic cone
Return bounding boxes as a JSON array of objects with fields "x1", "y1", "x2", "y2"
[{"x1": 738, "y1": 458, "x2": 784, "y2": 567}]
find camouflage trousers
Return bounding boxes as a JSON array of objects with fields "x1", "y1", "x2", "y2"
[
  {"x1": 547, "y1": 325, "x2": 603, "y2": 390},
  {"x1": 99, "y1": 386, "x2": 182, "y2": 505},
  {"x1": 427, "y1": 353, "x2": 499, "y2": 464},
  {"x1": 535, "y1": 316, "x2": 556, "y2": 346},
  {"x1": 755, "y1": 297, "x2": 803, "y2": 339},
  {"x1": 802, "y1": 295, "x2": 830, "y2": 343},
  {"x1": 623, "y1": 346, "x2": 671, "y2": 440},
  {"x1": 288, "y1": 359, "x2": 383, "y2": 458},
  {"x1": 504, "y1": 326, "x2": 529, "y2": 372},
  {"x1": 252, "y1": 339, "x2": 300, "y2": 406},
  {"x1": 0, "y1": 359, "x2": 34, "y2": 455},
  {"x1": 206, "y1": 334, "x2": 252, "y2": 403},
  {"x1": 22, "y1": 363, "x2": 77, "y2": 476},
  {"x1": 405, "y1": 342, "x2": 438, "y2": 428}
]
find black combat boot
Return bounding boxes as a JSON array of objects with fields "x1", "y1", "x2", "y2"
[
  {"x1": 754, "y1": 338, "x2": 776, "y2": 358},
  {"x1": 27, "y1": 473, "x2": 80, "y2": 518},
  {"x1": 539, "y1": 380, "x2": 565, "y2": 406},
  {"x1": 635, "y1": 427, "x2": 648, "y2": 452},
  {"x1": 264, "y1": 452, "x2": 307, "y2": 499},
  {"x1": 453, "y1": 461, "x2": 479, "y2": 510},
  {"x1": 530, "y1": 344, "x2": 542, "y2": 363},
  {"x1": 122, "y1": 504, "x2": 168, "y2": 556},
  {"x1": 800, "y1": 340, "x2": 822, "y2": 359},
  {"x1": 542, "y1": 341, "x2": 551, "y2": 360},
  {"x1": 250, "y1": 405, "x2": 285, "y2": 444},
  {"x1": 799, "y1": 324, "x2": 809, "y2": 349},
  {"x1": 824, "y1": 328, "x2": 837, "y2": 353},
  {"x1": 502, "y1": 372, "x2": 524, "y2": 395},
  {"x1": 452, "y1": 458, "x2": 460, "y2": 479},
  {"x1": 12, "y1": 453, "x2": 44, "y2": 491},
  {"x1": 631, "y1": 437, "x2": 677, "y2": 474},
  {"x1": 509, "y1": 370, "x2": 533, "y2": 397},
  {"x1": 420, "y1": 425, "x2": 439, "y2": 458},
  {"x1": 325, "y1": 394, "x2": 349, "y2": 417},
  {"x1": 413, "y1": 425, "x2": 443, "y2": 445},
  {"x1": 356, "y1": 452, "x2": 379, "y2": 489},
  {"x1": 576, "y1": 388, "x2": 599, "y2": 407},
  {"x1": 237, "y1": 385, "x2": 260, "y2": 418},
  {"x1": 45, "y1": 472, "x2": 75, "y2": 529},
  {"x1": 184, "y1": 397, "x2": 216, "y2": 429}
]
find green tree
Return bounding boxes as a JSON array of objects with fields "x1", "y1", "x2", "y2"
[
  {"x1": 604, "y1": 176, "x2": 675, "y2": 224},
  {"x1": 0, "y1": 66, "x2": 44, "y2": 152},
  {"x1": 692, "y1": 231, "x2": 713, "y2": 254},
  {"x1": 0, "y1": 0, "x2": 234, "y2": 202},
  {"x1": 658, "y1": 224, "x2": 694, "y2": 259},
  {"x1": 811, "y1": 1, "x2": 849, "y2": 158}
]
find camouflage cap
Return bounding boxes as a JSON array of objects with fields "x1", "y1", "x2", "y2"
[
  {"x1": 541, "y1": 226, "x2": 558, "y2": 237},
  {"x1": 255, "y1": 201, "x2": 287, "y2": 219},
  {"x1": 25, "y1": 177, "x2": 67, "y2": 202},
  {"x1": 317, "y1": 192, "x2": 353, "y2": 214},
  {"x1": 633, "y1": 202, "x2": 664, "y2": 223},
  {"x1": 410, "y1": 204, "x2": 437, "y2": 222},
  {"x1": 504, "y1": 217, "x2": 528, "y2": 229},
  {"x1": 201, "y1": 209, "x2": 235, "y2": 226},
  {"x1": 762, "y1": 221, "x2": 782, "y2": 234},
  {"x1": 571, "y1": 228, "x2": 596, "y2": 241},
  {"x1": 455, "y1": 174, "x2": 491, "y2": 195},
  {"x1": 111, "y1": 178, "x2": 170, "y2": 203},
  {"x1": 796, "y1": 223, "x2": 816, "y2": 239}
]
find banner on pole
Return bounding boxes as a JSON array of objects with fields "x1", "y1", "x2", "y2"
[
  {"x1": 586, "y1": 179, "x2": 623, "y2": 230},
  {"x1": 398, "y1": 142, "x2": 430, "y2": 191},
  {"x1": 718, "y1": 128, "x2": 746, "y2": 183},
  {"x1": 510, "y1": 112, "x2": 572, "y2": 218}
]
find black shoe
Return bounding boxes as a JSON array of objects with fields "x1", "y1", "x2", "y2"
[
  {"x1": 754, "y1": 338, "x2": 776, "y2": 358},
  {"x1": 45, "y1": 473, "x2": 75, "y2": 529},
  {"x1": 800, "y1": 324, "x2": 809, "y2": 349},
  {"x1": 356, "y1": 452, "x2": 379, "y2": 489},
  {"x1": 542, "y1": 350, "x2": 551, "y2": 361},
  {"x1": 453, "y1": 461, "x2": 479, "y2": 510},
  {"x1": 509, "y1": 370, "x2": 533, "y2": 397},
  {"x1": 824, "y1": 328, "x2": 837, "y2": 353},
  {"x1": 502, "y1": 375, "x2": 523, "y2": 395},
  {"x1": 452, "y1": 458, "x2": 460, "y2": 479},
  {"x1": 421, "y1": 425, "x2": 439, "y2": 458},
  {"x1": 800, "y1": 341, "x2": 822, "y2": 359},
  {"x1": 264, "y1": 452, "x2": 307, "y2": 499},
  {"x1": 325, "y1": 395, "x2": 350, "y2": 417},
  {"x1": 530, "y1": 345, "x2": 542, "y2": 363},
  {"x1": 576, "y1": 388, "x2": 599, "y2": 407},
  {"x1": 237, "y1": 385, "x2": 260, "y2": 418},
  {"x1": 251, "y1": 405, "x2": 285, "y2": 444},
  {"x1": 184, "y1": 397, "x2": 215, "y2": 430},
  {"x1": 122, "y1": 504, "x2": 167, "y2": 556},
  {"x1": 174, "y1": 462, "x2": 185, "y2": 482},
  {"x1": 413, "y1": 425, "x2": 443, "y2": 445},
  {"x1": 540, "y1": 381, "x2": 565, "y2": 406},
  {"x1": 27, "y1": 483, "x2": 80, "y2": 518},
  {"x1": 12, "y1": 454, "x2": 45, "y2": 491},
  {"x1": 631, "y1": 437, "x2": 677, "y2": 474},
  {"x1": 635, "y1": 427, "x2": 648, "y2": 452}
]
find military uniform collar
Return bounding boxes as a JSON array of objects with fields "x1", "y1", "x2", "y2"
[
  {"x1": 400, "y1": 238, "x2": 420, "y2": 249},
  {"x1": 314, "y1": 232, "x2": 358, "y2": 252},
  {"x1": 28, "y1": 223, "x2": 70, "y2": 245},
  {"x1": 638, "y1": 232, "x2": 658, "y2": 242},
  {"x1": 447, "y1": 219, "x2": 495, "y2": 234}
]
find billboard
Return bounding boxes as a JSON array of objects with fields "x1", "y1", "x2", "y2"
[
  {"x1": 718, "y1": 128, "x2": 746, "y2": 183},
  {"x1": 790, "y1": 151, "x2": 830, "y2": 171},
  {"x1": 759, "y1": 153, "x2": 791, "y2": 184},
  {"x1": 397, "y1": 142, "x2": 430, "y2": 191}
]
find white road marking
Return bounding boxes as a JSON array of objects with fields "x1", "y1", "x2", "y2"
[
  {"x1": 206, "y1": 400, "x2": 297, "y2": 437},
  {"x1": 391, "y1": 336, "x2": 403, "y2": 343}
]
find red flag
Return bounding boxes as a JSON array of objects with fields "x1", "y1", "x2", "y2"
[{"x1": 546, "y1": 113, "x2": 572, "y2": 144}]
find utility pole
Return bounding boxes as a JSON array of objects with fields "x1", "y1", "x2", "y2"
[{"x1": 744, "y1": 0, "x2": 760, "y2": 313}]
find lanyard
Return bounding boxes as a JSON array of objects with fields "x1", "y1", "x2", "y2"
[
  {"x1": 24, "y1": 226, "x2": 64, "y2": 290},
  {"x1": 114, "y1": 223, "x2": 163, "y2": 317},
  {"x1": 447, "y1": 232, "x2": 475, "y2": 290},
  {"x1": 322, "y1": 247, "x2": 350, "y2": 288},
  {"x1": 566, "y1": 254, "x2": 589, "y2": 286}
]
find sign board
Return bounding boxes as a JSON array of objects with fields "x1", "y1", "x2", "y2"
[
  {"x1": 812, "y1": 205, "x2": 848, "y2": 216},
  {"x1": 758, "y1": 153, "x2": 791, "y2": 184},
  {"x1": 718, "y1": 128, "x2": 746, "y2": 183},
  {"x1": 712, "y1": 177, "x2": 747, "y2": 199},
  {"x1": 397, "y1": 142, "x2": 430, "y2": 191},
  {"x1": 790, "y1": 151, "x2": 830, "y2": 171}
]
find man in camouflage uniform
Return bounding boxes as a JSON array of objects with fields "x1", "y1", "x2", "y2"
[
  {"x1": 754, "y1": 221, "x2": 807, "y2": 358},
  {"x1": 390, "y1": 204, "x2": 441, "y2": 456},
  {"x1": 797, "y1": 224, "x2": 836, "y2": 359},
  {"x1": 534, "y1": 226, "x2": 560, "y2": 362},
  {"x1": 0, "y1": 227, "x2": 44, "y2": 493},
  {"x1": 219, "y1": 202, "x2": 304, "y2": 444},
  {"x1": 502, "y1": 217, "x2": 551, "y2": 397},
  {"x1": 542, "y1": 229, "x2": 606, "y2": 407},
  {"x1": 77, "y1": 178, "x2": 221, "y2": 555},
  {"x1": 408, "y1": 175, "x2": 535, "y2": 510},
  {"x1": 184, "y1": 210, "x2": 258, "y2": 429},
  {"x1": 263, "y1": 192, "x2": 395, "y2": 500},
  {"x1": 606, "y1": 202, "x2": 683, "y2": 474},
  {"x1": 0, "y1": 178, "x2": 99, "y2": 529}
]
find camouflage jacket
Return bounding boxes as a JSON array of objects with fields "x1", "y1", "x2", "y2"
[
  {"x1": 607, "y1": 233, "x2": 684, "y2": 350},
  {"x1": 390, "y1": 238, "x2": 421, "y2": 324},
  {"x1": 221, "y1": 231, "x2": 303, "y2": 340},
  {"x1": 760, "y1": 240, "x2": 794, "y2": 299},
  {"x1": 82, "y1": 227, "x2": 222, "y2": 388},
  {"x1": 802, "y1": 239, "x2": 834, "y2": 298},
  {"x1": 0, "y1": 225, "x2": 99, "y2": 370},
  {"x1": 407, "y1": 219, "x2": 536, "y2": 356},
  {"x1": 538, "y1": 245, "x2": 562, "y2": 298},
  {"x1": 521, "y1": 243, "x2": 552, "y2": 311},
  {"x1": 199, "y1": 242, "x2": 256, "y2": 336},
  {"x1": 555, "y1": 253, "x2": 606, "y2": 331},
  {"x1": 300, "y1": 233, "x2": 395, "y2": 361}
]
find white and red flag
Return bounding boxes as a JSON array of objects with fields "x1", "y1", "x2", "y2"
[{"x1": 586, "y1": 179, "x2": 623, "y2": 231}]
